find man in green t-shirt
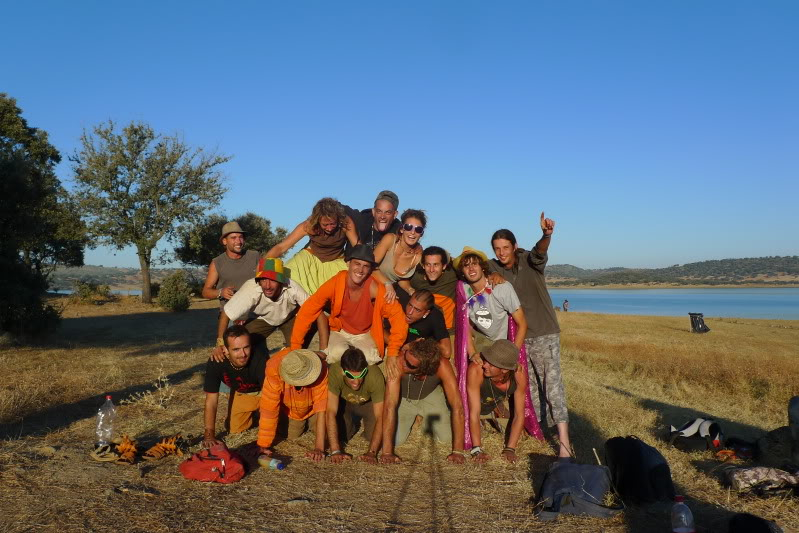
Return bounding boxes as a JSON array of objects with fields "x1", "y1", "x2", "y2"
[{"x1": 326, "y1": 347, "x2": 385, "y2": 464}]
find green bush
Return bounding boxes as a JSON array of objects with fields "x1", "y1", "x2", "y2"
[
  {"x1": 158, "y1": 271, "x2": 192, "y2": 312},
  {"x1": 70, "y1": 280, "x2": 113, "y2": 303},
  {"x1": 149, "y1": 282, "x2": 161, "y2": 298}
]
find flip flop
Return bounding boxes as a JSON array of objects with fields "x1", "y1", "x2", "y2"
[{"x1": 89, "y1": 444, "x2": 120, "y2": 462}]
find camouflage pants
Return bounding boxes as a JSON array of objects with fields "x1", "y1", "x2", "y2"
[{"x1": 524, "y1": 334, "x2": 569, "y2": 427}]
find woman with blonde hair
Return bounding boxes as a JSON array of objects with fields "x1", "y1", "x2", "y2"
[{"x1": 264, "y1": 197, "x2": 359, "y2": 294}]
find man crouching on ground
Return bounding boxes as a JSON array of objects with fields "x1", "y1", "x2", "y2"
[
  {"x1": 202, "y1": 325, "x2": 265, "y2": 447},
  {"x1": 258, "y1": 348, "x2": 328, "y2": 461},
  {"x1": 381, "y1": 338, "x2": 466, "y2": 464}
]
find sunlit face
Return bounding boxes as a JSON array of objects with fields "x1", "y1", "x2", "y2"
[
  {"x1": 258, "y1": 277, "x2": 283, "y2": 299},
  {"x1": 492, "y1": 238, "x2": 517, "y2": 268},
  {"x1": 423, "y1": 254, "x2": 445, "y2": 282},
  {"x1": 404, "y1": 295, "x2": 429, "y2": 324},
  {"x1": 372, "y1": 199, "x2": 396, "y2": 232},
  {"x1": 343, "y1": 370, "x2": 365, "y2": 391},
  {"x1": 400, "y1": 343, "x2": 422, "y2": 375},
  {"x1": 481, "y1": 358, "x2": 507, "y2": 379},
  {"x1": 225, "y1": 334, "x2": 252, "y2": 368},
  {"x1": 347, "y1": 258, "x2": 373, "y2": 286},
  {"x1": 319, "y1": 216, "x2": 338, "y2": 235},
  {"x1": 400, "y1": 216, "x2": 424, "y2": 247},
  {"x1": 461, "y1": 258, "x2": 484, "y2": 284},
  {"x1": 223, "y1": 232, "x2": 245, "y2": 254}
]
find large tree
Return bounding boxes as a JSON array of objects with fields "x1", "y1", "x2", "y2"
[
  {"x1": 71, "y1": 121, "x2": 230, "y2": 303},
  {"x1": 0, "y1": 94, "x2": 87, "y2": 338},
  {"x1": 174, "y1": 212, "x2": 288, "y2": 267}
]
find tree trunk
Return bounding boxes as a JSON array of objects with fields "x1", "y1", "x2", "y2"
[{"x1": 138, "y1": 252, "x2": 152, "y2": 304}]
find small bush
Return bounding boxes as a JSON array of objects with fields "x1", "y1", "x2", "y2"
[
  {"x1": 149, "y1": 282, "x2": 161, "y2": 298},
  {"x1": 70, "y1": 280, "x2": 113, "y2": 304},
  {"x1": 158, "y1": 271, "x2": 192, "y2": 312}
]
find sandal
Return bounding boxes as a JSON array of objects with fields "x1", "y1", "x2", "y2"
[{"x1": 89, "y1": 444, "x2": 120, "y2": 462}]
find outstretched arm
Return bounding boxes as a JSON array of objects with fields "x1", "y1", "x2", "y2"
[
  {"x1": 534, "y1": 212, "x2": 555, "y2": 255},
  {"x1": 510, "y1": 308, "x2": 527, "y2": 351},
  {"x1": 503, "y1": 367, "x2": 528, "y2": 462},
  {"x1": 380, "y1": 377, "x2": 402, "y2": 463},
  {"x1": 265, "y1": 220, "x2": 309, "y2": 258},
  {"x1": 439, "y1": 361, "x2": 466, "y2": 463},
  {"x1": 466, "y1": 364, "x2": 488, "y2": 462},
  {"x1": 202, "y1": 393, "x2": 223, "y2": 448},
  {"x1": 344, "y1": 215, "x2": 360, "y2": 247}
]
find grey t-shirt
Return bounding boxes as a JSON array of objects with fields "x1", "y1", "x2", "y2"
[{"x1": 464, "y1": 282, "x2": 521, "y2": 341}]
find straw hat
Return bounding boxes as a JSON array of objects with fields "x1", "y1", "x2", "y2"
[
  {"x1": 279, "y1": 349, "x2": 323, "y2": 386},
  {"x1": 220, "y1": 221, "x2": 247, "y2": 242},
  {"x1": 452, "y1": 246, "x2": 489, "y2": 271}
]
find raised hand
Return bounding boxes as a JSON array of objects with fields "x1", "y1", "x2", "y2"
[{"x1": 540, "y1": 212, "x2": 555, "y2": 235}]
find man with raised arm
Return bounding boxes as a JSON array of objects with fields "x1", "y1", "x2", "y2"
[
  {"x1": 488, "y1": 213, "x2": 573, "y2": 458},
  {"x1": 326, "y1": 347, "x2": 385, "y2": 464},
  {"x1": 380, "y1": 339, "x2": 466, "y2": 464},
  {"x1": 289, "y1": 244, "x2": 406, "y2": 379}
]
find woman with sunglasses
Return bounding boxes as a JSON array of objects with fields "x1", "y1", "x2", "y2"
[{"x1": 372, "y1": 209, "x2": 426, "y2": 304}]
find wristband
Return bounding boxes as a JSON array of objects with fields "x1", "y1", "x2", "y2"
[
  {"x1": 328, "y1": 450, "x2": 343, "y2": 457},
  {"x1": 470, "y1": 446, "x2": 484, "y2": 456},
  {"x1": 216, "y1": 337, "x2": 225, "y2": 347},
  {"x1": 503, "y1": 446, "x2": 516, "y2": 453},
  {"x1": 217, "y1": 288, "x2": 223, "y2": 300}
]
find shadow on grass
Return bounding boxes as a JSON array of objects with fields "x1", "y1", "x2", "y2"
[{"x1": 0, "y1": 363, "x2": 206, "y2": 440}]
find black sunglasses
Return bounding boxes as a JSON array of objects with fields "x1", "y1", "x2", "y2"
[{"x1": 403, "y1": 223, "x2": 424, "y2": 235}]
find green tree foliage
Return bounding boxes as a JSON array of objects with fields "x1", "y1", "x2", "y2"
[
  {"x1": 157, "y1": 271, "x2": 192, "y2": 312},
  {"x1": 71, "y1": 120, "x2": 230, "y2": 303},
  {"x1": 174, "y1": 212, "x2": 288, "y2": 267},
  {"x1": 0, "y1": 94, "x2": 87, "y2": 339}
]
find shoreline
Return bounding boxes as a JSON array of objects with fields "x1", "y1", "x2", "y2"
[{"x1": 548, "y1": 283, "x2": 799, "y2": 290}]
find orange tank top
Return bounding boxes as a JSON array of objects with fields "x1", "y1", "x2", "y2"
[{"x1": 340, "y1": 277, "x2": 374, "y2": 335}]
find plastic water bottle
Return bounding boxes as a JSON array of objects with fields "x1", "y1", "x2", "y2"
[
  {"x1": 258, "y1": 454, "x2": 285, "y2": 470},
  {"x1": 95, "y1": 395, "x2": 117, "y2": 447},
  {"x1": 671, "y1": 495, "x2": 696, "y2": 533}
]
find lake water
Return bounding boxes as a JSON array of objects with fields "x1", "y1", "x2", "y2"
[{"x1": 548, "y1": 288, "x2": 799, "y2": 320}]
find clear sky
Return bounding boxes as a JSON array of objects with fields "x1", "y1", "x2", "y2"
[{"x1": 4, "y1": 1, "x2": 797, "y2": 269}]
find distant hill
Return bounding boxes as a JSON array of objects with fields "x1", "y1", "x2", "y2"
[
  {"x1": 547, "y1": 256, "x2": 799, "y2": 286},
  {"x1": 48, "y1": 256, "x2": 799, "y2": 290}
]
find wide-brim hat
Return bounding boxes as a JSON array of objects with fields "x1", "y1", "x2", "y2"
[
  {"x1": 220, "y1": 221, "x2": 247, "y2": 242},
  {"x1": 256, "y1": 257, "x2": 286, "y2": 284},
  {"x1": 482, "y1": 339, "x2": 519, "y2": 370},
  {"x1": 279, "y1": 349, "x2": 323, "y2": 387},
  {"x1": 345, "y1": 244, "x2": 378, "y2": 266},
  {"x1": 453, "y1": 246, "x2": 489, "y2": 271}
]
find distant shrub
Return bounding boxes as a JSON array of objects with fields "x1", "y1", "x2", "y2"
[
  {"x1": 185, "y1": 272, "x2": 204, "y2": 297},
  {"x1": 70, "y1": 280, "x2": 113, "y2": 303},
  {"x1": 158, "y1": 271, "x2": 192, "y2": 312},
  {"x1": 150, "y1": 282, "x2": 161, "y2": 298}
]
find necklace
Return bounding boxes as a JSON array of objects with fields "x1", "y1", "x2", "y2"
[{"x1": 405, "y1": 373, "x2": 427, "y2": 402}]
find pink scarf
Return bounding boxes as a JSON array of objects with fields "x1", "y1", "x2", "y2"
[{"x1": 455, "y1": 280, "x2": 543, "y2": 449}]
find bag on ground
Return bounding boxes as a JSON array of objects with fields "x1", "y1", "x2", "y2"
[
  {"x1": 536, "y1": 460, "x2": 624, "y2": 521},
  {"x1": 668, "y1": 417, "x2": 724, "y2": 452},
  {"x1": 179, "y1": 443, "x2": 246, "y2": 484},
  {"x1": 604, "y1": 435, "x2": 676, "y2": 505}
]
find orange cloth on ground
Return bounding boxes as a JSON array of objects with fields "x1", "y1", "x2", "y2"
[
  {"x1": 257, "y1": 348, "x2": 328, "y2": 448},
  {"x1": 290, "y1": 271, "x2": 407, "y2": 358},
  {"x1": 339, "y1": 277, "x2": 374, "y2": 334}
]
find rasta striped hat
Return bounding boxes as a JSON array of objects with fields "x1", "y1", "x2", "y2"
[{"x1": 256, "y1": 257, "x2": 286, "y2": 284}]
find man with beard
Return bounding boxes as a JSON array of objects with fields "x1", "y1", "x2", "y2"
[
  {"x1": 202, "y1": 221, "x2": 260, "y2": 308},
  {"x1": 351, "y1": 190, "x2": 401, "y2": 251},
  {"x1": 488, "y1": 213, "x2": 573, "y2": 458},
  {"x1": 211, "y1": 258, "x2": 328, "y2": 362},
  {"x1": 325, "y1": 347, "x2": 385, "y2": 464}
]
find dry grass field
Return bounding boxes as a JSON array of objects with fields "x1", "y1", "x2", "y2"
[{"x1": 0, "y1": 297, "x2": 797, "y2": 532}]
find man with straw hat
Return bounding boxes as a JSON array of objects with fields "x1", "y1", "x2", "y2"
[
  {"x1": 211, "y1": 257, "x2": 329, "y2": 362},
  {"x1": 201, "y1": 221, "x2": 260, "y2": 307},
  {"x1": 258, "y1": 348, "x2": 329, "y2": 461}
]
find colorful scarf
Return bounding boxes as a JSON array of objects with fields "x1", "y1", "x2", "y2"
[{"x1": 455, "y1": 280, "x2": 543, "y2": 449}]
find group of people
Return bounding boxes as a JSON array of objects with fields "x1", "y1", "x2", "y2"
[{"x1": 199, "y1": 190, "x2": 573, "y2": 465}]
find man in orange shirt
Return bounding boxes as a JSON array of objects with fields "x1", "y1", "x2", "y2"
[
  {"x1": 290, "y1": 244, "x2": 407, "y2": 379},
  {"x1": 257, "y1": 348, "x2": 329, "y2": 461}
]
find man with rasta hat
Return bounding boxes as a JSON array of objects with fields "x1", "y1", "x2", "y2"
[
  {"x1": 211, "y1": 257, "x2": 329, "y2": 362},
  {"x1": 258, "y1": 348, "x2": 329, "y2": 461}
]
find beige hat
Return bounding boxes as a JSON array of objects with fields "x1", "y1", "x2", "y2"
[
  {"x1": 482, "y1": 339, "x2": 519, "y2": 370},
  {"x1": 220, "y1": 221, "x2": 247, "y2": 242},
  {"x1": 279, "y1": 349, "x2": 323, "y2": 386},
  {"x1": 453, "y1": 246, "x2": 489, "y2": 271}
]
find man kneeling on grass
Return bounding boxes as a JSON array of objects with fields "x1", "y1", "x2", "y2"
[
  {"x1": 466, "y1": 340, "x2": 528, "y2": 463},
  {"x1": 326, "y1": 346, "x2": 385, "y2": 464},
  {"x1": 202, "y1": 325, "x2": 265, "y2": 447},
  {"x1": 258, "y1": 348, "x2": 328, "y2": 461},
  {"x1": 381, "y1": 338, "x2": 466, "y2": 464}
]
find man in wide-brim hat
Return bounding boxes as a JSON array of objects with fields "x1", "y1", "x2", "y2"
[{"x1": 258, "y1": 348, "x2": 329, "y2": 461}]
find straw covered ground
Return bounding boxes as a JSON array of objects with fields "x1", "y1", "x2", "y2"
[{"x1": 0, "y1": 296, "x2": 797, "y2": 532}]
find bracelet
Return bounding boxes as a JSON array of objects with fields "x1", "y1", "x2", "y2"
[
  {"x1": 470, "y1": 446, "x2": 483, "y2": 456},
  {"x1": 503, "y1": 446, "x2": 516, "y2": 453},
  {"x1": 328, "y1": 450, "x2": 343, "y2": 457},
  {"x1": 216, "y1": 337, "x2": 225, "y2": 347},
  {"x1": 451, "y1": 450, "x2": 469, "y2": 457},
  {"x1": 217, "y1": 288, "x2": 223, "y2": 300}
]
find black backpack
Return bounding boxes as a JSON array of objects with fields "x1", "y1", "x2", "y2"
[
  {"x1": 536, "y1": 460, "x2": 624, "y2": 521},
  {"x1": 605, "y1": 436, "x2": 676, "y2": 505}
]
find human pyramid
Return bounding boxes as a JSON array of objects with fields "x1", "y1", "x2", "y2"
[{"x1": 201, "y1": 190, "x2": 572, "y2": 465}]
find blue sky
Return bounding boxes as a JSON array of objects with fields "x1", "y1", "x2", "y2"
[{"x1": 4, "y1": 1, "x2": 797, "y2": 269}]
